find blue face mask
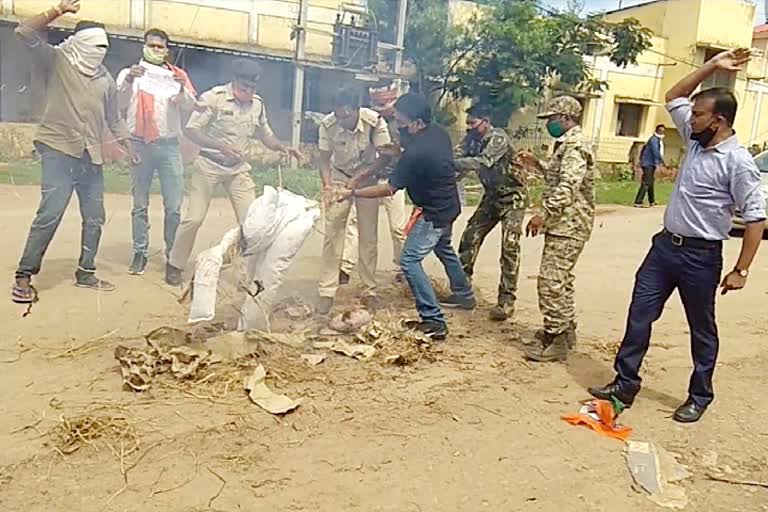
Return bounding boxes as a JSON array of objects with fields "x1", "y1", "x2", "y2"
[{"x1": 546, "y1": 119, "x2": 566, "y2": 138}]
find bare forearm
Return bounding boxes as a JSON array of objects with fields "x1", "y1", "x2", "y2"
[
  {"x1": 22, "y1": 4, "x2": 62, "y2": 31},
  {"x1": 186, "y1": 128, "x2": 226, "y2": 152},
  {"x1": 666, "y1": 62, "x2": 718, "y2": 102},
  {"x1": 353, "y1": 183, "x2": 396, "y2": 199},
  {"x1": 260, "y1": 133, "x2": 288, "y2": 152},
  {"x1": 735, "y1": 221, "x2": 765, "y2": 271},
  {"x1": 319, "y1": 152, "x2": 332, "y2": 187},
  {"x1": 353, "y1": 155, "x2": 392, "y2": 182}
]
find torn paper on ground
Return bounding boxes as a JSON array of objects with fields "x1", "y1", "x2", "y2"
[
  {"x1": 115, "y1": 331, "x2": 221, "y2": 392},
  {"x1": 313, "y1": 340, "x2": 376, "y2": 360},
  {"x1": 625, "y1": 441, "x2": 691, "y2": 509},
  {"x1": 244, "y1": 365, "x2": 303, "y2": 414},
  {"x1": 301, "y1": 353, "x2": 326, "y2": 366}
]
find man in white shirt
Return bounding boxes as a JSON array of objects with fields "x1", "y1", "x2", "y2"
[{"x1": 116, "y1": 28, "x2": 197, "y2": 275}]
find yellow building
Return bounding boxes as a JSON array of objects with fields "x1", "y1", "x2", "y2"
[
  {"x1": 0, "y1": 0, "x2": 405, "y2": 142},
  {"x1": 585, "y1": 0, "x2": 768, "y2": 163}
]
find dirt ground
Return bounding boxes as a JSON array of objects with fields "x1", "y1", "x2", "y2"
[{"x1": 1, "y1": 184, "x2": 767, "y2": 511}]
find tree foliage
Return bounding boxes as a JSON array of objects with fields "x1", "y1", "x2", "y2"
[{"x1": 369, "y1": 0, "x2": 652, "y2": 125}]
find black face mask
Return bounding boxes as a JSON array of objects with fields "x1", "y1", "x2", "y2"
[
  {"x1": 463, "y1": 129, "x2": 484, "y2": 156},
  {"x1": 398, "y1": 127, "x2": 412, "y2": 145},
  {"x1": 690, "y1": 125, "x2": 717, "y2": 147}
]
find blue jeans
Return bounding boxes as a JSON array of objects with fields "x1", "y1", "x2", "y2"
[
  {"x1": 16, "y1": 145, "x2": 104, "y2": 278},
  {"x1": 400, "y1": 217, "x2": 474, "y2": 324},
  {"x1": 614, "y1": 232, "x2": 723, "y2": 407},
  {"x1": 131, "y1": 139, "x2": 184, "y2": 258}
]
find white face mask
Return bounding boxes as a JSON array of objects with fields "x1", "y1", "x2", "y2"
[
  {"x1": 656, "y1": 133, "x2": 665, "y2": 140},
  {"x1": 58, "y1": 28, "x2": 109, "y2": 76}
]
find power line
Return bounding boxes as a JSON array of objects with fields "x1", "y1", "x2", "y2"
[{"x1": 532, "y1": 0, "x2": 760, "y2": 85}]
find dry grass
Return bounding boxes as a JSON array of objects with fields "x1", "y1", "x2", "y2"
[{"x1": 47, "y1": 412, "x2": 140, "y2": 457}]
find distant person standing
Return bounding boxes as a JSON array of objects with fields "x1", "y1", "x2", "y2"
[
  {"x1": 634, "y1": 124, "x2": 665, "y2": 207},
  {"x1": 117, "y1": 28, "x2": 197, "y2": 276},
  {"x1": 11, "y1": 1, "x2": 138, "y2": 304}
]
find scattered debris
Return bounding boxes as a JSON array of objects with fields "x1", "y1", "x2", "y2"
[
  {"x1": 273, "y1": 296, "x2": 313, "y2": 320},
  {"x1": 561, "y1": 399, "x2": 632, "y2": 441},
  {"x1": 47, "y1": 413, "x2": 139, "y2": 456},
  {"x1": 313, "y1": 340, "x2": 376, "y2": 361},
  {"x1": 246, "y1": 330, "x2": 307, "y2": 349},
  {"x1": 705, "y1": 473, "x2": 768, "y2": 489},
  {"x1": 357, "y1": 319, "x2": 434, "y2": 366},
  {"x1": 244, "y1": 365, "x2": 303, "y2": 414},
  {"x1": 300, "y1": 353, "x2": 326, "y2": 366},
  {"x1": 329, "y1": 308, "x2": 374, "y2": 333},
  {"x1": 625, "y1": 441, "x2": 691, "y2": 509},
  {"x1": 114, "y1": 329, "x2": 222, "y2": 392}
]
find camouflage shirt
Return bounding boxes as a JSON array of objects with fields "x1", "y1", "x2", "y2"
[
  {"x1": 455, "y1": 128, "x2": 527, "y2": 208},
  {"x1": 541, "y1": 125, "x2": 595, "y2": 241}
]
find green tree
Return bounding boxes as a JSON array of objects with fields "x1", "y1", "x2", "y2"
[{"x1": 370, "y1": 0, "x2": 652, "y2": 126}]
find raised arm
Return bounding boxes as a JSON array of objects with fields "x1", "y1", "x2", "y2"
[
  {"x1": 666, "y1": 48, "x2": 750, "y2": 102},
  {"x1": 15, "y1": 0, "x2": 81, "y2": 68}
]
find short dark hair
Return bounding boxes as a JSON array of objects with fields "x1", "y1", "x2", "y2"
[
  {"x1": 145, "y1": 28, "x2": 170, "y2": 44},
  {"x1": 655, "y1": 124, "x2": 665, "y2": 132},
  {"x1": 466, "y1": 104, "x2": 492, "y2": 120},
  {"x1": 75, "y1": 20, "x2": 105, "y2": 32},
  {"x1": 692, "y1": 87, "x2": 738, "y2": 126},
  {"x1": 232, "y1": 58, "x2": 262, "y2": 83},
  {"x1": 395, "y1": 93, "x2": 432, "y2": 124},
  {"x1": 333, "y1": 88, "x2": 360, "y2": 109}
]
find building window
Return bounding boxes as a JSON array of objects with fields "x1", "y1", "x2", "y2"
[
  {"x1": 615, "y1": 103, "x2": 646, "y2": 137},
  {"x1": 701, "y1": 48, "x2": 736, "y2": 90}
]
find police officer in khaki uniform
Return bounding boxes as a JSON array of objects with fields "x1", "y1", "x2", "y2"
[
  {"x1": 340, "y1": 82, "x2": 407, "y2": 284},
  {"x1": 166, "y1": 59, "x2": 303, "y2": 285},
  {"x1": 316, "y1": 88, "x2": 393, "y2": 314}
]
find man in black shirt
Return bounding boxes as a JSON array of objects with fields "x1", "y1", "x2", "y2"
[{"x1": 337, "y1": 93, "x2": 475, "y2": 340}]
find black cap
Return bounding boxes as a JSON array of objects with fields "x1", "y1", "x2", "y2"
[{"x1": 232, "y1": 58, "x2": 262, "y2": 86}]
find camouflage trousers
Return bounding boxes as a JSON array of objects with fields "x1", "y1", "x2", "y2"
[
  {"x1": 458, "y1": 198, "x2": 525, "y2": 307},
  {"x1": 538, "y1": 234, "x2": 586, "y2": 335}
]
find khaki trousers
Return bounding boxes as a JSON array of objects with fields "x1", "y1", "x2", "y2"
[
  {"x1": 341, "y1": 188, "x2": 406, "y2": 274},
  {"x1": 168, "y1": 159, "x2": 255, "y2": 270},
  {"x1": 319, "y1": 194, "x2": 379, "y2": 298}
]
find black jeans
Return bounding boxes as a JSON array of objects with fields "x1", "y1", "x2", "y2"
[
  {"x1": 613, "y1": 232, "x2": 723, "y2": 407},
  {"x1": 16, "y1": 145, "x2": 105, "y2": 279},
  {"x1": 634, "y1": 165, "x2": 656, "y2": 205}
]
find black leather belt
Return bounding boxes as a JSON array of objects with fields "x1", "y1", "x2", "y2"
[{"x1": 660, "y1": 229, "x2": 722, "y2": 250}]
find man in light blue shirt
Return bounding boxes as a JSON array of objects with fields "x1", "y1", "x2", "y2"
[{"x1": 589, "y1": 48, "x2": 766, "y2": 423}]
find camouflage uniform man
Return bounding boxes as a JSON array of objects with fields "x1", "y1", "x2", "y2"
[
  {"x1": 447, "y1": 105, "x2": 527, "y2": 320},
  {"x1": 519, "y1": 96, "x2": 595, "y2": 362}
]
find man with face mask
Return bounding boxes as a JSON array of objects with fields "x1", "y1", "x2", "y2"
[
  {"x1": 11, "y1": 0, "x2": 137, "y2": 305},
  {"x1": 116, "y1": 28, "x2": 197, "y2": 276},
  {"x1": 165, "y1": 58, "x2": 304, "y2": 286},
  {"x1": 451, "y1": 104, "x2": 527, "y2": 321},
  {"x1": 336, "y1": 93, "x2": 474, "y2": 340},
  {"x1": 634, "y1": 124, "x2": 666, "y2": 207},
  {"x1": 589, "y1": 49, "x2": 766, "y2": 424},
  {"x1": 315, "y1": 88, "x2": 393, "y2": 315},
  {"x1": 517, "y1": 96, "x2": 595, "y2": 363}
]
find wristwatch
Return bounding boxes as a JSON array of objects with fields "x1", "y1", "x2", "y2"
[{"x1": 734, "y1": 268, "x2": 749, "y2": 278}]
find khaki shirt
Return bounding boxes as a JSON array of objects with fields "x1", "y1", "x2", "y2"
[
  {"x1": 15, "y1": 25, "x2": 130, "y2": 165},
  {"x1": 318, "y1": 107, "x2": 391, "y2": 183},
  {"x1": 187, "y1": 83, "x2": 274, "y2": 174}
]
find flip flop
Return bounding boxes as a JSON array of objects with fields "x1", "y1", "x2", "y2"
[{"x1": 11, "y1": 284, "x2": 35, "y2": 304}]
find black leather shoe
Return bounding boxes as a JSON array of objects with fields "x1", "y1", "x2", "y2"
[
  {"x1": 673, "y1": 399, "x2": 707, "y2": 423},
  {"x1": 587, "y1": 382, "x2": 635, "y2": 407}
]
